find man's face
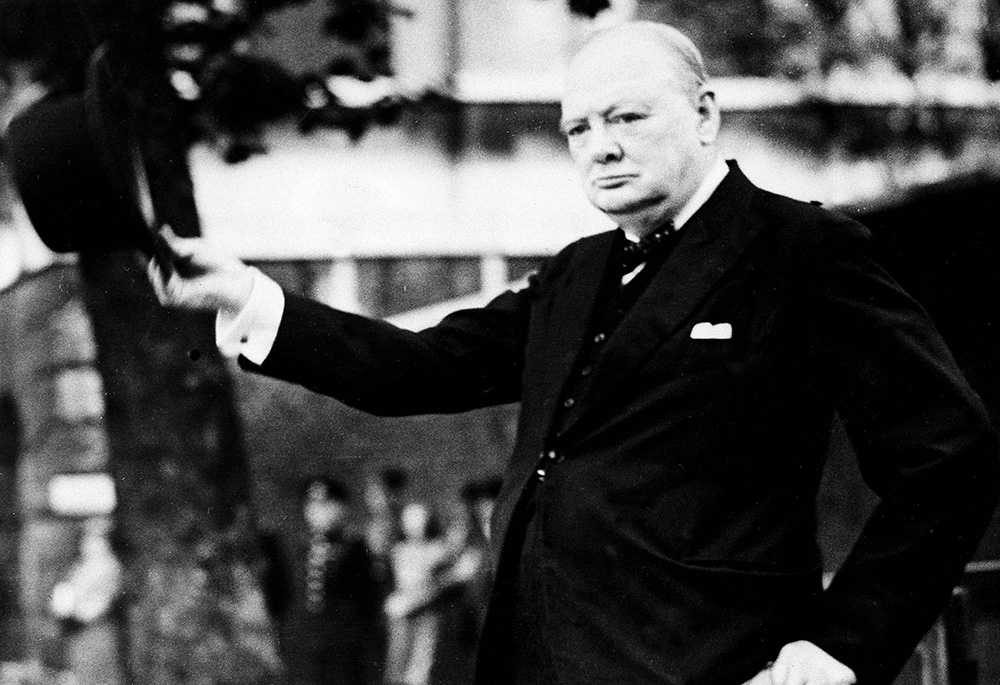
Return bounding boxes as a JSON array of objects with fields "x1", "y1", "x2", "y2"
[
  {"x1": 401, "y1": 503, "x2": 430, "y2": 540},
  {"x1": 305, "y1": 496, "x2": 348, "y2": 533},
  {"x1": 560, "y1": 38, "x2": 716, "y2": 230}
]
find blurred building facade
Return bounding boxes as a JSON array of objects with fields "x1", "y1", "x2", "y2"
[{"x1": 3, "y1": 0, "x2": 1000, "y2": 682}]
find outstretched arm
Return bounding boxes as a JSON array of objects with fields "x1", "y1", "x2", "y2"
[
  {"x1": 147, "y1": 226, "x2": 539, "y2": 416},
  {"x1": 242, "y1": 283, "x2": 531, "y2": 416}
]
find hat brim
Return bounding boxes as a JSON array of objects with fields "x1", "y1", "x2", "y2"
[{"x1": 6, "y1": 43, "x2": 162, "y2": 258}]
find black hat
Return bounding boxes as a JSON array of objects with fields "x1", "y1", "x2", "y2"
[{"x1": 5, "y1": 44, "x2": 159, "y2": 256}]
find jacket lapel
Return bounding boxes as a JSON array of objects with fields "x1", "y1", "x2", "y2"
[{"x1": 556, "y1": 162, "x2": 762, "y2": 438}]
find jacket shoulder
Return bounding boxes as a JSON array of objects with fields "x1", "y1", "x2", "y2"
[{"x1": 748, "y1": 187, "x2": 873, "y2": 266}]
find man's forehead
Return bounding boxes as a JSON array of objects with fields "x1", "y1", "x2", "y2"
[
  {"x1": 574, "y1": 37, "x2": 659, "y2": 73},
  {"x1": 569, "y1": 25, "x2": 683, "y2": 71},
  {"x1": 562, "y1": 77, "x2": 658, "y2": 117},
  {"x1": 564, "y1": 31, "x2": 684, "y2": 89},
  {"x1": 561, "y1": 52, "x2": 681, "y2": 117}
]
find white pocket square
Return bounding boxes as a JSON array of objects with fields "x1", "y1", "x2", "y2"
[{"x1": 690, "y1": 322, "x2": 732, "y2": 340}]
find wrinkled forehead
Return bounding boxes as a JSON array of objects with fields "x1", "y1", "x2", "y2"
[
  {"x1": 568, "y1": 23, "x2": 703, "y2": 75},
  {"x1": 561, "y1": 40, "x2": 689, "y2": 117}
]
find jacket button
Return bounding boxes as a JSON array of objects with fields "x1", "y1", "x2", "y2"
[
  {"x1": 562, "y1": 397, "x2": 575, "y2": 408},
  {"x1": 546, "y1": 450, "x2": 564, "y2": 463},
  {"x1": 593, "y1": 333, "x2": 606, "y2": 344},
  {"x1": 580, "y1": 365, "x2": 593, "y2": 377}
]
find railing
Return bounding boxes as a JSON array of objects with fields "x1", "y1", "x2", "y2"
[{"x1": 906, "y1": 560, "x2": 1000, "y2": 685}]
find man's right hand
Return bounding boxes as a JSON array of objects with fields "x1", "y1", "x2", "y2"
[
  {"x1": 147, "y1": 226, "x2": 254, "y2": 313},
  {"x1": 741, "y1": 642, "x2": 856, "y2": 685}
]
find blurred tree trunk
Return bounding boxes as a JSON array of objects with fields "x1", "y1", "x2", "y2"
[
  {"x1": 76, "y1": 1, "x2": 282, "y2": 683},
  {"x1": 0, "y1": 394, "x2": 25, "y2": 662}
]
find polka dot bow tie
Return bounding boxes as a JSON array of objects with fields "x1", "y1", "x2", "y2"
[{"x1": 617, "y1": 222, "x2": 677, "y2": 274}]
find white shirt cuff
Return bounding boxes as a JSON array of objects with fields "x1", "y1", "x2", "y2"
[{"x1": 215, "y1": 267, "x2": 285, "y2": 364}]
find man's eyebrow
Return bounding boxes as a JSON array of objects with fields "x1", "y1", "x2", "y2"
[
  {"x1": 559, "y1": 104, "x2": 612, "y2": 131},
  {"x1": 560, "y1": 97, "x2": 652, "y2": 132}
]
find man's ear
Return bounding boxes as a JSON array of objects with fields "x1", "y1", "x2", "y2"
[{"x1": 695, "y1": 89, "x2": 721, "y2": 145}]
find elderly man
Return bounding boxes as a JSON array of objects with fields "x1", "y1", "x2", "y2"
[{"x1": 150, "y1": 22, "x2": 998, "y2": 685}]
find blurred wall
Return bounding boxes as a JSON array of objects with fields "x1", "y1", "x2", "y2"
[{"x1": 0, "y1": 265, "x2": 113, "y2": 666}]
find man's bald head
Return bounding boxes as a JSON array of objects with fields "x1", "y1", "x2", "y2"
[{"x1": 568, "y1": 22, "x2": 710, "y2": 105}]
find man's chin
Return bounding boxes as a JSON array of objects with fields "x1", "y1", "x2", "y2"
[{"x1": 591, "y1": 193, "x2": 660, "y2": 218}]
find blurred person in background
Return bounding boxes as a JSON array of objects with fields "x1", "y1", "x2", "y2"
[
  {"x1": 150, "y1": 20, "x2": 998, "y2": 685},
  {"x1": 363, "y1": 467, "x2": 409, "y2": 586},
  {"x1": 427, "y1": 478, "x2": 504, "y2": 685},
  {"x1": 466, "y1": 477, "x2": 502, "y2": 543},
  {"x1": 49, "y1": 518, "x2": 125, "y2": 685},
  {"x1": 262, "y1": 476, "x2": 383, "y2": 685},
  {"x1": 383, "y1": 502, "x2": 454, "y2": 685}
]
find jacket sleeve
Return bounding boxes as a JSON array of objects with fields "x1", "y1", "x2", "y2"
[
  {"x1": 235, "y1": 247, "x2": 580, "y2": 416},
  {"x1": 238, "y1": 287, "x2": 529, "y2": 416},
  {"x1": 802, "y1": 217, "x2": 1000, "y2": 684}
]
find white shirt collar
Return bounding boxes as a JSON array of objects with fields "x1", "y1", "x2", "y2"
[{"x1": 623, "y1": 158, "x2": 730, "y2": 242}]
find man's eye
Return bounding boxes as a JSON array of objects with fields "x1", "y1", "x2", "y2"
[
  {"x1": 564, "y1": 124, "x2": 587, "y2": 138},
  {"x1": 610, "y1": 112, "x2": 643, "y2": 124}
]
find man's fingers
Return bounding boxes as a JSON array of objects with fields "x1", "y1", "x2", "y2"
[
  {"x1": 771, "y1": 661, "x2": 851, "y2": 685},
  {"x1": 148, "y1": 258, "x2": 180, "y2": 306},
  {"x1": 158, "y1": 232, "x2": 201, "y2": 263},
  {"x1": 768, "y1": 641, "x2": 857, "y2": 685},
  {"x1": 770, "y1": 659, "x2": 799, "y2": 685},
  {"x1": 157, "y1": 225, "x2": 216, "y2": 267},
  {"x1": 158, "y1": 229, "x2": 242, "y2": 279},
  {"x1": 147, "y1": 259, "x2": 168, "y2": 303},
  {"x1": 147, "y1": 226, "x2": 253, "y2": 311}
]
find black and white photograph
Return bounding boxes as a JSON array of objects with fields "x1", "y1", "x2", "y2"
[{"x1": 2, "y1": 1, "x2": 1000, "y2": 684}]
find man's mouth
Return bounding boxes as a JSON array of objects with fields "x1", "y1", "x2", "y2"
[{"x1": 593, "y1": 174, "x2": 635, "y2": 188}]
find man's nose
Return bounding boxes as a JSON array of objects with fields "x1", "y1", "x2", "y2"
[{"x1": 587, "y1": 123, "x2": 623, "y2": 163}]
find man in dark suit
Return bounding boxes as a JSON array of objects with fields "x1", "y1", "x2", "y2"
[
  {"x1": 262, "y1": 477, "x2": 384, "y2": 685},
  {"x1": 150, "y1": 21, "x2": 999, "y2": 685}
]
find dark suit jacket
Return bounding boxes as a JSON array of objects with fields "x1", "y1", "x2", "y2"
[
  {"x1": 261, "y1": 532, "x2": 384, "y2": 685},
  {"x1": 245, "y1": 162, "x2": 999, "y2": 685}
]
